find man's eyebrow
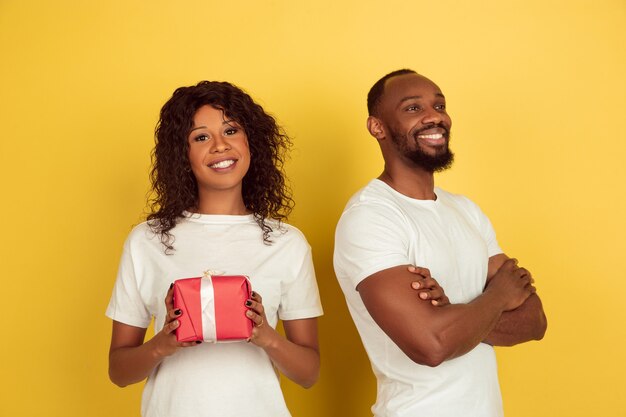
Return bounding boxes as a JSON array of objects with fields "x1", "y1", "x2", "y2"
[
  {"x1": 397, "y1": 93, "x2": 446, "y2": 108},
  {"x1": 190, "y1": 119, "x2": 236, "y2": 132},
  {"x1": 399, "y1": 95, "x2": 422, "y2": 104},
  {"x1": 399, "y1": 93, "x2": 446, "y2": 103}
]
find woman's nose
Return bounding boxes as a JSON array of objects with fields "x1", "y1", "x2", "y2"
[{"x1": 211, "y1": 135, "x2": 231, "y2": 153}]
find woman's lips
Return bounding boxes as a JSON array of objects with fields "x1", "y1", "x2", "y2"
[{"x1": 208, "y1": 159, "x2": 236, "y2": 169}]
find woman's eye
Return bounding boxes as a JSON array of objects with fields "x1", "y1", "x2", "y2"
[
  {"x1": 194, "y1": 134, "x2": 209, "y2": 142},
  {"x1": 224, "y1": 128, "x2": 238, "y2": 136}
]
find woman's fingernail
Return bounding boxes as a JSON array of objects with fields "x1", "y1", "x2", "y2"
[
  {"x1": 169, "y1": 283, "x2": 174, "y2": 289},
  {"x1": 411, "y1": 282, "x2": 420, "y2": 289},
  {"x1": 174, "y1": 309, "x2": 182, "y2": 315},
  {"x1": 251, "y1": 291, "x2": 257, "y2": 297},
  {"x1": 173, "y1": 320, "x2": 179, "y2": 327},
  {"x1": 419, "y1": 292, "x2": 428, "y2": 299},
  {"x1": 195, "y1": 340, "x2": 202, "y2": 344},
  {"x1": 246, "y1": 310, "x2": 253, "y2": 317},
  {"x1": 245, "y1": 300, "x2": 252, "y2": 307}
]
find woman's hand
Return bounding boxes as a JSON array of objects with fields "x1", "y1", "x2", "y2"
[
  {"x1": 407, "y1": 266, "x2": 450, "y2": 306},
  {"x1": 245, "y1": 291, "x2": 280, "y2": 348},
  {"x1": 150, "y1": 284, "x2": 202, "y2": 357},
  {"x1": 244, "y1": 290, "x2": 319, "y2": 388},
  {"x1": 108, "y1": 284, "x2": 201, "y2": 387}
]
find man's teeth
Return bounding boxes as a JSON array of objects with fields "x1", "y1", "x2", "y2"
[
  {"x1": 418, "y1": 133, "x2": 444, "y2": 139},
  {"x1": 209, "y1": 160, "x2": 235, "y2": 168}
]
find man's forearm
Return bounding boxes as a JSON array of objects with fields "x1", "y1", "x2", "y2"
[
  {"x1": 483, "y1": 294, "x2": 547, "y2": 346},
  {"x1": 360, "y1": 261, "x2": 539, "y2": 367}
]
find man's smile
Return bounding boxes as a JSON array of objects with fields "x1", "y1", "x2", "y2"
[{"x1": 414, "y1": 126, "x2": 449, "y2": 146}]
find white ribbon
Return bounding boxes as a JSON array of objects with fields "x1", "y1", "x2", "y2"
[{"x1": 200, "y1": 276, "x2": 217, "y2": 342}]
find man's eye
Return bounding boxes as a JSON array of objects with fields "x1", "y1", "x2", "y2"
[
  {"x1": 406, "y1": 105, "x2": 420, "y2": 111},
  {"x1": 435, "y1": 104, "x2": 446, "y2": 111}
]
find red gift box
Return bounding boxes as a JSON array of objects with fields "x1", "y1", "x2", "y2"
[{"x1": 173, "y1": 275, "x2": 253, "y2": 342}]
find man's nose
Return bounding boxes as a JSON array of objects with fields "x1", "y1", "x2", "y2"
[{"x1": 421, "y1": 107, "x2": 443, "y2": 125}]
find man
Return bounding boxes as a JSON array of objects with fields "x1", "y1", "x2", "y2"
[{"x1": 333, "y1": 69, "x2": 547, "y2": 417}]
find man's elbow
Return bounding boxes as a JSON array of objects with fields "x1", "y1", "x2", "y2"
[
  {"x1": 529, "y1": 294, "x2": 548, "y2": 341},
  {"x1": 533, "y1": 313, "x2": 548, "y2": 341},
  {"x1": 410, "y1": 353, "x2": 446, "y2": 367},
  {"x1": 403, "y1": 340, "x2": 449, "y2": 367}
]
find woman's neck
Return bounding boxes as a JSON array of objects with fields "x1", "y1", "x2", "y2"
[{"x1": 192, "y1": 189, "x2": 249, "y2": 215}]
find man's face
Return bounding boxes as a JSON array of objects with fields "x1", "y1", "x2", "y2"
[{"x1": 378, "y1": 74, "x2": 454, "y2": 172}]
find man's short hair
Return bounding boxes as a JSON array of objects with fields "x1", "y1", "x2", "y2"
[{"x1": 367, "y1": 69, "x2": 417, "y2": 116}]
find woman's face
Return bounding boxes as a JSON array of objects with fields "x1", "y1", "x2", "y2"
[{"x1": 187, "y1": 105, "x2": 251, "y2": 198}]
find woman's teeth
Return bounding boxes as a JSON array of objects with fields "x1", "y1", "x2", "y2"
[{"x1": 209, "y1": 159, "x2": 235, "y2": 169}]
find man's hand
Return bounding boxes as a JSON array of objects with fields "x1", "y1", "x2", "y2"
[
  {"x1": 483, "y1": 254, "x2": 547, "y2": 346},
  {"x1": 407, "y1": 266, "x2": 450, "y2": 306},
  {"x1": 484, "y1": 258, "x2": 535, "y2": 311}
]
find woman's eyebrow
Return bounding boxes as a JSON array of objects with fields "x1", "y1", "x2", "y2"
[{"x1": 190, "y1": 119, "x2": 237, "y2": 132}]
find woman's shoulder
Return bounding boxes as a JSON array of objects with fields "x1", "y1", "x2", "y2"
[
  {"x1": 122, "y1": 220, "x2": 161, "y2": 247},
  {"x1": 267, "y1": 220, "x2": 310, "y2": 248}
]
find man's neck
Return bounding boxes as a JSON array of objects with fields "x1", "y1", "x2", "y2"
[{"x1": 378, "y1": 164, "x2": 436, "y2": 200}]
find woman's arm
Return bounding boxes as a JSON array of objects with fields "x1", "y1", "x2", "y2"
[
  {"x1": 246, "y1": 292, "x2": 320, "y2": 388},
  {"x1": 108, "y1": 286, "x2": 200, "y2": 387}
]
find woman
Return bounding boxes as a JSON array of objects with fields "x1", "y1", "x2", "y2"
[{"x1": 106, "y1": 81, "x2": 322, "y2": 417}]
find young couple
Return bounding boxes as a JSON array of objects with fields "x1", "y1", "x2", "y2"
[{"x1": 107, "y1": 72, "x2": 545, "y2": 417}]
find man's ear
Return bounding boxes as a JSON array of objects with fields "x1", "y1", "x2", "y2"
[{"x1": 367, "y1": 116, "x2": 385, "y2": 141}]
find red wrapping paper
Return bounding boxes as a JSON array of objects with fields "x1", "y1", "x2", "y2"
[{"x1": 173, "y1": 275, "x2": 253, "y2": 342}]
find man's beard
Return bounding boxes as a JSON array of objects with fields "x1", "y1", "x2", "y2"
[{"x1": 390, "y1": 124, "x2": 454, "y2": 173}]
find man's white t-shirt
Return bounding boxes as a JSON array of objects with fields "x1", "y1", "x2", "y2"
[
  {"x1": 106, "y1": 213, "x2": 323, "y2": 417},
  {"x1": 334, "y1": 180, "x2": 504, "y2": 417}
]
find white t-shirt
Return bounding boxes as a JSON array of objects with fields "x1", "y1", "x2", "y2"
[
  {"x1": 334, "y1": 180, "x2": 504, "y2": 417},
  {"x1": 106, "y1": 213, "x2": 323, "y2": 417}
]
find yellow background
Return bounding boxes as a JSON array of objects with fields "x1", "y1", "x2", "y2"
[{"x1": 1, "y1": 1, "x2": 625, "y2": 416}]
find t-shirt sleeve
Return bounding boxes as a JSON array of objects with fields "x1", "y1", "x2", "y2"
[
  {"x1": 480, "y1": 212, "x2": 503, "y2": 258},
  {"x1": 277, "y1": 231, "x2": 323, "y2": 321},
  {"x1": 105, "y1": 237, "x2": 152, "y2": 328},
  {"x1": 462, "y1": 196, "x2": 503, "y2": 258},
  {"x1": 334, "y1": 202, "x2": 411, "y2": 290}
]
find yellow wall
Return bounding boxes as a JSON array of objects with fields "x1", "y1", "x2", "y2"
[{"x1": 1, "y1": 1, "x2": 624, "y2": 416}]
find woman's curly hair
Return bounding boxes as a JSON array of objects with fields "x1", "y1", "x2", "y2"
[{"x1": 147, "y1": 81, "x2": 294, "y2": 252}]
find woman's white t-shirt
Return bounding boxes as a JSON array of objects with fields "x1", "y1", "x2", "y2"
[{"x1": 106, "y1": 213, "x2": 323, "y2": 417}]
